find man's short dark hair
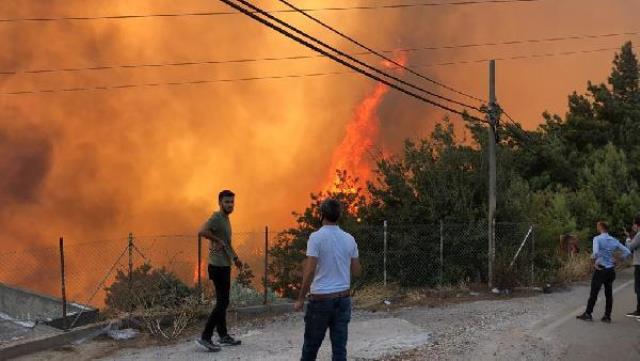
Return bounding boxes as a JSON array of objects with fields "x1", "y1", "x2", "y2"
[
  {"x1": 598, "y1": 221, "x2": 609, "y2": 232},
  {"x1": 320, "y1": 198, "x2": 341, "y2": 223},
  {"x1": 634, "y1": 216, "x2": 640, "y2": 227},
  {"x1": 218, "y1": 190, "x2": 235, "y2": 202}
]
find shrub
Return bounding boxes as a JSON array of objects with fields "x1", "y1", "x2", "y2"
[
  {"x1": 229, "y1": 281, "x2": 277, "y2": 307},
  {"x1": 104, "y1": 263, "x2": 192, "y2": 312}
]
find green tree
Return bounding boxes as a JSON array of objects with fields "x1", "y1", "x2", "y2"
[
  {"x1": 236, "y1": 262, "x2": 255, "y2": 288},
  {"x1": 366, "y1": 119, "x2": 485, "y2": 224},
  {"x1": 268, "y1": 170, "x2": 365, "y2": 298},
  {"x1": 575, "y1": 144, "x2": 640, "y2": 234},
  {"x1": 267, "y1": 42, "x2": 640, "y2": 291},
  {"x1": 506, "y1": 42, "x2": 640, "y2": 188}
]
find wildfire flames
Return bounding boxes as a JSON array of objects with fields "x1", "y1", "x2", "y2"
[
  {"x1": 324, "y1": 52, "x2": 408, "y2": 193},
  {"x1": 1, "y1": 1, "x2": 633, "y2": 308}
]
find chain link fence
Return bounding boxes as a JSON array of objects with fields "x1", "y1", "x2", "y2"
[
  {"x1": 0, "y1": 221, "x2": 536, "y2": 329},
  {"x1": 348, "y1": 222, "x2": 535, "y2": 288}
]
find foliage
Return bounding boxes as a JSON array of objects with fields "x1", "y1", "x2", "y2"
[
  {"x1": 236, "y1": 262, "x2": 255, "y2": 288},
  {"x1": 104, "y1": 263, "x2": 192, "y2": 312},
  {"x1": 229, "y1": 281, "x2": 277, "y2": 307},
  {"x1": 268, "y1": 42, "x2": 640, "y2": 293},
  {"x1": 104, "y1": 263, "x2": 198, "y2": 340}
]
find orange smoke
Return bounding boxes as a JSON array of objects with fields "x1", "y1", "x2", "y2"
[{"x1": 324, "y1": 53, "x2": 408, "y2": 193}]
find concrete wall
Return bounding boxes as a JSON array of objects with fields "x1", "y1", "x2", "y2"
[{"x1": 0, "y1": 283, "x2": 97, "y2": 327}]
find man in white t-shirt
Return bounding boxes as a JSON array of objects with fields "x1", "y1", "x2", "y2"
[{"x1": 294, "y1": 198, "x2": 361, "y2": 361}]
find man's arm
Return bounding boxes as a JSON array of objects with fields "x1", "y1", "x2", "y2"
[
  {"x1": 198, "y1": 227, "x2": 240, "y2": 266},
  {"x1": 628, "y1": 233, "x2": 640, "y2": 251},
  {"x1": 295, "y1": 256, "x2": 317, "y2": 311},
  {"x1": 221, "y1": 238, "x2": 241, "y2": 268},
  {"x1": 351, "y1": 258, "x2": 362, "y2": 278},
  {"x1": 616, "y1": 241, "x2": 632, "y2": 259},
  {"x1": 592, "y1": 237, "x2": 599, "y2": 259},
  {"x1": 350, "y1": 239, "x2": 361, "y2": 277},
  {"x1": 197, "y1": 226, "x2": 224, "y2": 251}
]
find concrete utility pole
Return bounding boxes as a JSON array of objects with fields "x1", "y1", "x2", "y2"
[{"x1": 488, "y1": 60, "x2": 497, "y2": 290}]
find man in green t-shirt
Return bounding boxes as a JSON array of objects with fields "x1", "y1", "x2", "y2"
[{"x1": 196, "y1": 190, "x2": 243, "y2": 351}]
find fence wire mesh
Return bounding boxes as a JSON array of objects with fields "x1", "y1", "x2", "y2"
[{"x1": 0, "y1": 221, "x2": 536, "y2": 327}]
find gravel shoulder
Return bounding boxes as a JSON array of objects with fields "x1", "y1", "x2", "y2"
[{"x1": 16, "y1": 273, "x2": 631, "y2": 361}]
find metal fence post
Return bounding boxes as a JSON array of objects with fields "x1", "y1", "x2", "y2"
[
  {"x1": 128, "y1": 233, "x2": 133, "y2": 299},
  {"x1": 264, "y1": 226, "x2": 269, "y2": 305},
  {"x1": 530, "y1": 225, "x2": 535, "y2": 286},
  {"x1": 383, "y1": 220, "x2": 388, "y2": 287},
  {"x1": 197, "y1": 234, "x2": 202, "y2": 299},
  {"x1": 439, "y1": 221, "x2": 444, "y2": 286},
  {"x1": 59, "y1": 237, "x2": 67, "y2": 331}
]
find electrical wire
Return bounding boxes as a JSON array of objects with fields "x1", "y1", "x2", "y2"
[
  {"x1": 0, "y1": 0, "x2": 548, "y2": 23},
  {"x1": 228, "y1": 0, "x2": 483, "y2": 112},
  {"x1": 275, "y1": 0, "x2": 484, "y2": 102}
]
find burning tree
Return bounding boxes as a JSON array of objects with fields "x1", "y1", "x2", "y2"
[{"x1": 268, "y1": 170, "x2": 366, "y2": 298}]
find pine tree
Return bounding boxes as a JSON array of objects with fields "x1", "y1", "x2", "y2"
[{"x1": 609, "y1": 42, "x2": 640, "y2": 103}]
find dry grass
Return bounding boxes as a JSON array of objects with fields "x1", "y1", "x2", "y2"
[
  {"x1": 351, "y1": 280, "x2": 492, "y2": 311},
  {"x1": 135, "y1": 294, "x2": 201, "y2": 340},
  {"x1": 352, "y1": 282, "x2": 399, "y2": 307},
  {"x1": 554, "y1": 253, "x2": 593, "y2": 284}
]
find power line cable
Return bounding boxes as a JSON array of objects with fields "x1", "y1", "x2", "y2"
[
  {"x1": 440, "y1": 45, "x2": 633, "y2": 66},
  {"x1": 227, "y1": 0, "x2": 483, "y2": 112},
  {"x1": 2, "y1": 30, "x2": 636, "y2": 79},
  {"x1": 499, "y1": 109, "x2": 549, "y2": 145},
  {"x1": 217, "y1": 0, "x2": 485, "y2": 120},
  {"x1": 0, "y1": 73, "x2": 345, "y2": 95},
  {"x1": 0, "y1": 0, "x2": 548, "y2": 23},
  {"x1": 1, "y1": 45, "x2": 632, "y2": 96},
  {"x1": 274, "y1": 0, "x2": 484, "y2": 102}
]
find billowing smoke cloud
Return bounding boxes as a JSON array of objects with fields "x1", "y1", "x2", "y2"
[
  {"x1": 0, "y1": 0, "x2": 639, "y2": 301},
  {"x1": 0, "y1": 121, "x2": 52, "y2": 206}
]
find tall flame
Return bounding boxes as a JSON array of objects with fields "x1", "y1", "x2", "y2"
[{"x1": 324, "y1": 52, "x2": 408, "y2": 193}]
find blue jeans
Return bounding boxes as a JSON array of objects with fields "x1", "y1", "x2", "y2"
[{"x1": 301, "y1": 297, "x2": 351, "y2": 361}]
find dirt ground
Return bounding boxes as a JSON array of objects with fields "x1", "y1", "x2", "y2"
[{"x1": 14, "y1": 272, "x2": 637, "y2": 361}]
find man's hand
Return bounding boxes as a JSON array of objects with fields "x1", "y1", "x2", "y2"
[
  {"x1": 200, "y1": 231, "x2": 225, "y2": 252},
  {"x1": 294, "y1": 300, "x2": 304, "y2": 312},
  {"x1": 212, "y1": 240, "x2": 224, "y2": 252},
  {"x1": 594, "y1": 263, "x2": 603, "y2": 270},
  {"x1": 234, "y1": 257, "x2": 243, "y2": 269}
]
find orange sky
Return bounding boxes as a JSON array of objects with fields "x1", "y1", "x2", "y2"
[{"x1": 1, "y1": 0, "x2": 639, "y2": 252}]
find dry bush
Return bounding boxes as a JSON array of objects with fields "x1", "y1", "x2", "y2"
[
  {"x1": 105, "y1": 263, "x2": 201, "y2": 340},
  {"x1": 136, "y1": 294, "x2": 201, "y2": 340},
  {"x1": 353, "y1": 280, "x2": 475, "y2": 309},
  {"x1": 352, "y1": 282, "x2": 399, "y2": 306},
  {"x1": 554, "y1": 253, "x2": 593, "y2": 284}
]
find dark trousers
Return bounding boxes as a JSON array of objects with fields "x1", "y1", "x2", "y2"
[
  {"x1": 585, "y1": 267, "x2": 616, "y2": 317},
  {"x1": 202, "y1": 265, "x2": 231, "y2": 340},
  {"x1": 301, "y1": 297, "x2": 351, "y2": 361},
  {"x1": 635, "y1": 266, "x2": 640, "y2": 313}
]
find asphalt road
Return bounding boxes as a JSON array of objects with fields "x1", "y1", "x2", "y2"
[{"x1": 538, "y1": 268, "x2": 640, "y2": 361}]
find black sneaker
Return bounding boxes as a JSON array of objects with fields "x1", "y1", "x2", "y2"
[
  {"x1": 196, "y1": 338, "x2": 221, "y2": 352},
  {"x1": 219, "y1": 335, "x2": 241, "y2": 346},
  {"x1": 625, "y1": 311, "x2": 640, "y2": 318},
  {"x1": 601, "y1": 316, "x2": 612, "y2": 323},
  {"x1": 576, "y1": 313, "x2": 593, "y2": 321}
]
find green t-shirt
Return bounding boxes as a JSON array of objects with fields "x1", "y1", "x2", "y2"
[{"x1": 201, "y1": 211, "x2": 237, "y2": 267}]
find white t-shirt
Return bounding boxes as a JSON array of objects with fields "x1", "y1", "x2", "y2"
[{"x1": 306, "y1": 225, "x2": 359, "y2": 295}]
